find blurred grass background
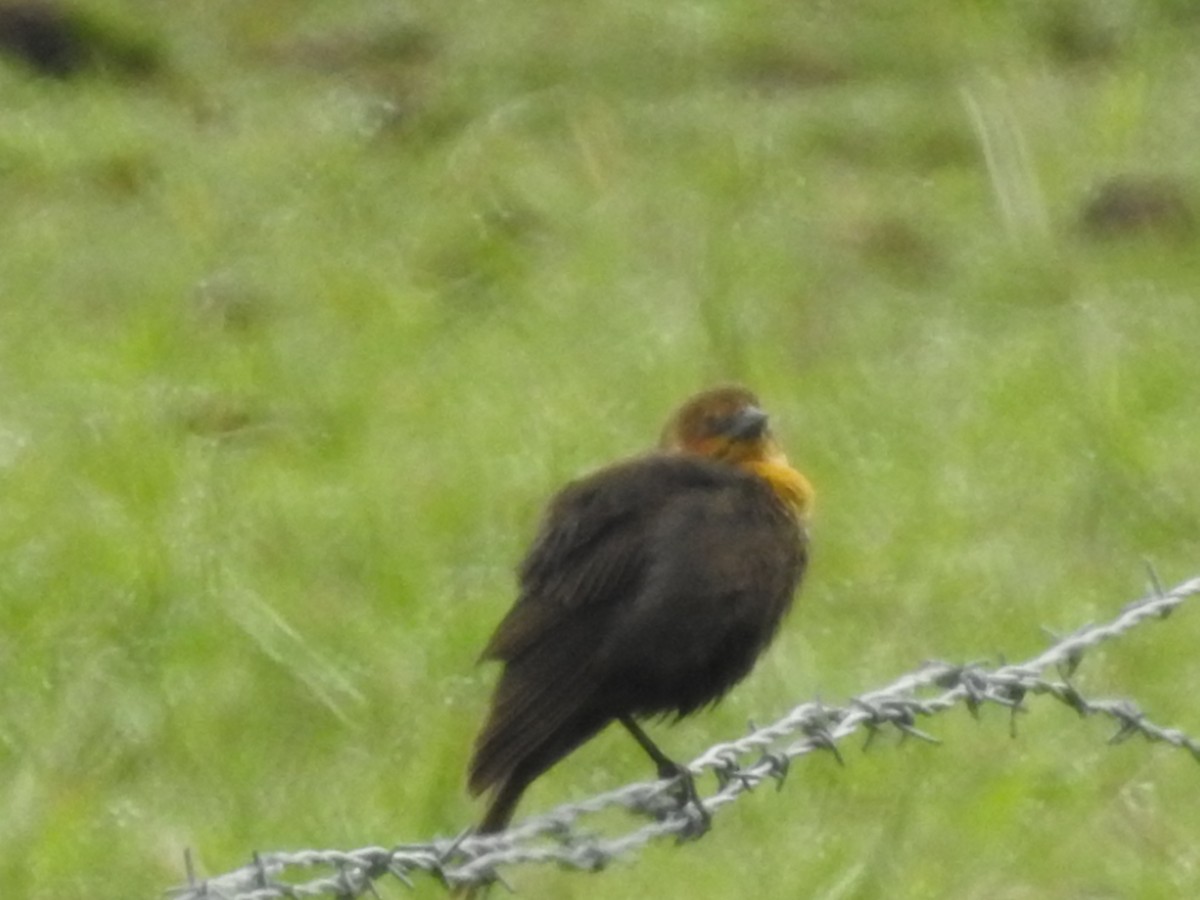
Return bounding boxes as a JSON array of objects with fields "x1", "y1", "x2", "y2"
[{"x1": 0, "y1": 0, "x2": 1198, "y2": 897}]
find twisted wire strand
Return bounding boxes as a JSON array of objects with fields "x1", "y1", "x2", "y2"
[{"x1": 171, "y1": 574, "x2": 1200, "y2": 899}]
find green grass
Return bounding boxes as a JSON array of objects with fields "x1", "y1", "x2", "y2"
[{"x1": 1, "y1": 1, "x2": 1198, "y2": 897}]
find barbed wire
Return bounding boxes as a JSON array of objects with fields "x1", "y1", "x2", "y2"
[{"x1": 169, "y1": 572, "x2": 1200, "y2": 899}]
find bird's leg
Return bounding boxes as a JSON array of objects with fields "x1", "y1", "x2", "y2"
[{"x1": 618, "y1": 715, "x2": 710, "y2": 832}]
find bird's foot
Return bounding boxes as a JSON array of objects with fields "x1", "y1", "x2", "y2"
[{"x1": 656, "y1": 760, "x2": 711, "y2": 837}]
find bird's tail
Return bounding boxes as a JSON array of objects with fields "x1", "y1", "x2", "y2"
[
  {"x1": 477, "y1": 771, "x2": 531, "y2": 835},
  {"x1": 453, "y1": 752, "x2": 573, "y2": 898}
]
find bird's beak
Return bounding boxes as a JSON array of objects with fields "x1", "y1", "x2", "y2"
[{"x1": 728, "y1": 406, "x2": 769, "y2": 440}]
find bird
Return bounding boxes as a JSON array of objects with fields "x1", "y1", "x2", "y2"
[{"x1": 466, "y1": 385, "x2": 813, "y2": 835}]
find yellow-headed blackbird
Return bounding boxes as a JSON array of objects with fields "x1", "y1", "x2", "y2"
[{"x1": 467, "y1": 386, "x2": 813, "y2": 833}]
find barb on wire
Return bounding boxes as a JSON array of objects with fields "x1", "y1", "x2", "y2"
[{"x1": 169, "y1": 574, "x2": 1200, "y2": 899}]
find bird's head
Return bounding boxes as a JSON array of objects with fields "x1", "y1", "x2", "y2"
[
  {"x1": 659, "y1": 385, "x2": 813, "y2": 517},
  {"x1": 660, "y1": 385, "x2": 781, "y2": 465}
]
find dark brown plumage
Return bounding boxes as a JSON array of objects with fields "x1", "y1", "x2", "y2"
[{"x1": 467, "y1": 386, "x2": 813, "y2": 834}]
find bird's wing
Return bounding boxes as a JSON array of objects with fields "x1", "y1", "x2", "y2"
[
  {"x1": 479, "y1": 455, "x2": 729, "y2": 663},
  {"x1": 467, "y1": 600, "x2": 615, "y2": 795},
  {"x1": 598, "y1": 477, "x2": 806, "y2": 716}
]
